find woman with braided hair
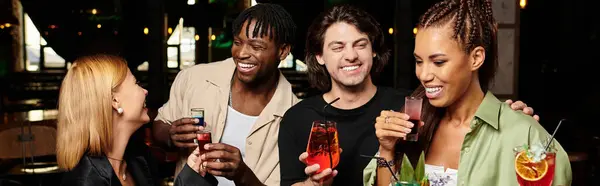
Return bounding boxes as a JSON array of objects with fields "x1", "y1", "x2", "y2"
[{"x1": 365, "y1": 0, "x2": 572, "y2": 185}]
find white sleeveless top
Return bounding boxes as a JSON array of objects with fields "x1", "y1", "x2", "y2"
[
  {"x1": 425, "y1": 164, "x2": 458, "y2": 186},
  {"x1": 215, "y1": 106, "x2": 258, "y2": 186}
]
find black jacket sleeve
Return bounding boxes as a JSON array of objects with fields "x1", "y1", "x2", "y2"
[{"x1": 174, "y1": 164, "x2": 218, "y2": 186}]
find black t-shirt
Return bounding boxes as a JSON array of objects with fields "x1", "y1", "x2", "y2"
[{"x1": 278, "y1": 87, "x2": 411, "y2": 186}]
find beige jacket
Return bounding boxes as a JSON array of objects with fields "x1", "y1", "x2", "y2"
[{"x1": 155, "y1": 58, "x2": 300, "y2": 185}]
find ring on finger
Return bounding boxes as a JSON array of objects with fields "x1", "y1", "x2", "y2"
[{"x1": 385, "y1": 117, "x2": 391, "y2": 123}]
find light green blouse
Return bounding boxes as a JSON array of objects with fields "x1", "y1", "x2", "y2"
[{"x1": 363, "y1": 92, "x2": 572, "y2": 186}]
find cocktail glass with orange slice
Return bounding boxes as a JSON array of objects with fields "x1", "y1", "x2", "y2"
[{"x1": 514, "y1": 142, "x2": 556, "y2": 186}]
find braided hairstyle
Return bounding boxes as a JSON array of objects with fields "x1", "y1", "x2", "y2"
[
  {"x1": 398, "y1": 0, "x2": 498, "y2": 167},
  {"x1": 232, "y1": 3, "x2": 297, "y2": 46},
  {"x1": 418, "y1": 0, "x2": 497, "y2": 92}
]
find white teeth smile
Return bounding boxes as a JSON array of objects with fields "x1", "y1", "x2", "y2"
[
  {"x1": 239, "y1": 63, "x2": 256, "y2": 68},
  {"x1": 342, "y1": 65, "x2": 359, "y2": 71},
  {"x1": 426, "y1": 87, "x2": 442, "y2": 93}
]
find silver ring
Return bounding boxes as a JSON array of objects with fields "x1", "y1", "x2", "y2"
[{"x1": 385, "y1": 117, "x2": 391, "y2": 123}]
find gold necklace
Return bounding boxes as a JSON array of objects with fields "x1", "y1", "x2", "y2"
[{"x1": 107, "y1": 157, "x2": 127, "y2": 181}]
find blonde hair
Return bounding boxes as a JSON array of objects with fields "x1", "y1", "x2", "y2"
[{"x1": 56, "y1": 54, "x2": 128, "y2": 170}]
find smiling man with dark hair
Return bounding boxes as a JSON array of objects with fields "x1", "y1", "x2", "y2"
[
  {"x1": 153, "y1": 3, "x2": 299, "y2": 186},
  {"x1": 278, "y1": 5, "x2": 409, "y2": 186}
]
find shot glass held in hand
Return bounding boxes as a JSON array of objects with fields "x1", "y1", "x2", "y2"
[
  {"x1": 197, "y1": 130, "x2": 212, "y2": 153},
  {"x1": 404, "y1": 97, "x2": 423, "y2": 141},
  {"x1": 191, "y1": 108, "x2": 205, "y2": 144},
  {"x1": 190, "y1": 108, "x2": 205, "y2": 127}
]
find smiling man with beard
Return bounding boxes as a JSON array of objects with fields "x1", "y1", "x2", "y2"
[{"x1": 153, "y1": 3, "x2": 299, "y2": 186}]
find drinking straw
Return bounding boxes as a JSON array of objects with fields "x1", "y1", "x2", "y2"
[
  {"x1": 545, "y1": 119, "x2": 566, "y2": 151},
  {"x1": 322, "y1": 97, "x2": 340, "y2": 169}
]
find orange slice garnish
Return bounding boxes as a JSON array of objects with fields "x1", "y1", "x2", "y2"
[{"x1": 515, "y1": 151, "x2": 548, "y2": 181}]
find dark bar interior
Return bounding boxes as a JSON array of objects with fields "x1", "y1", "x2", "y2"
[{"x1": 1, "y1": 0, "x2": 598, "y2": 185}]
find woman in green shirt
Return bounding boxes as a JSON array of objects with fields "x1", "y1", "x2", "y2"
[{"x1": 365, "y1": 0, "x2": 572, "y2": 185}]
